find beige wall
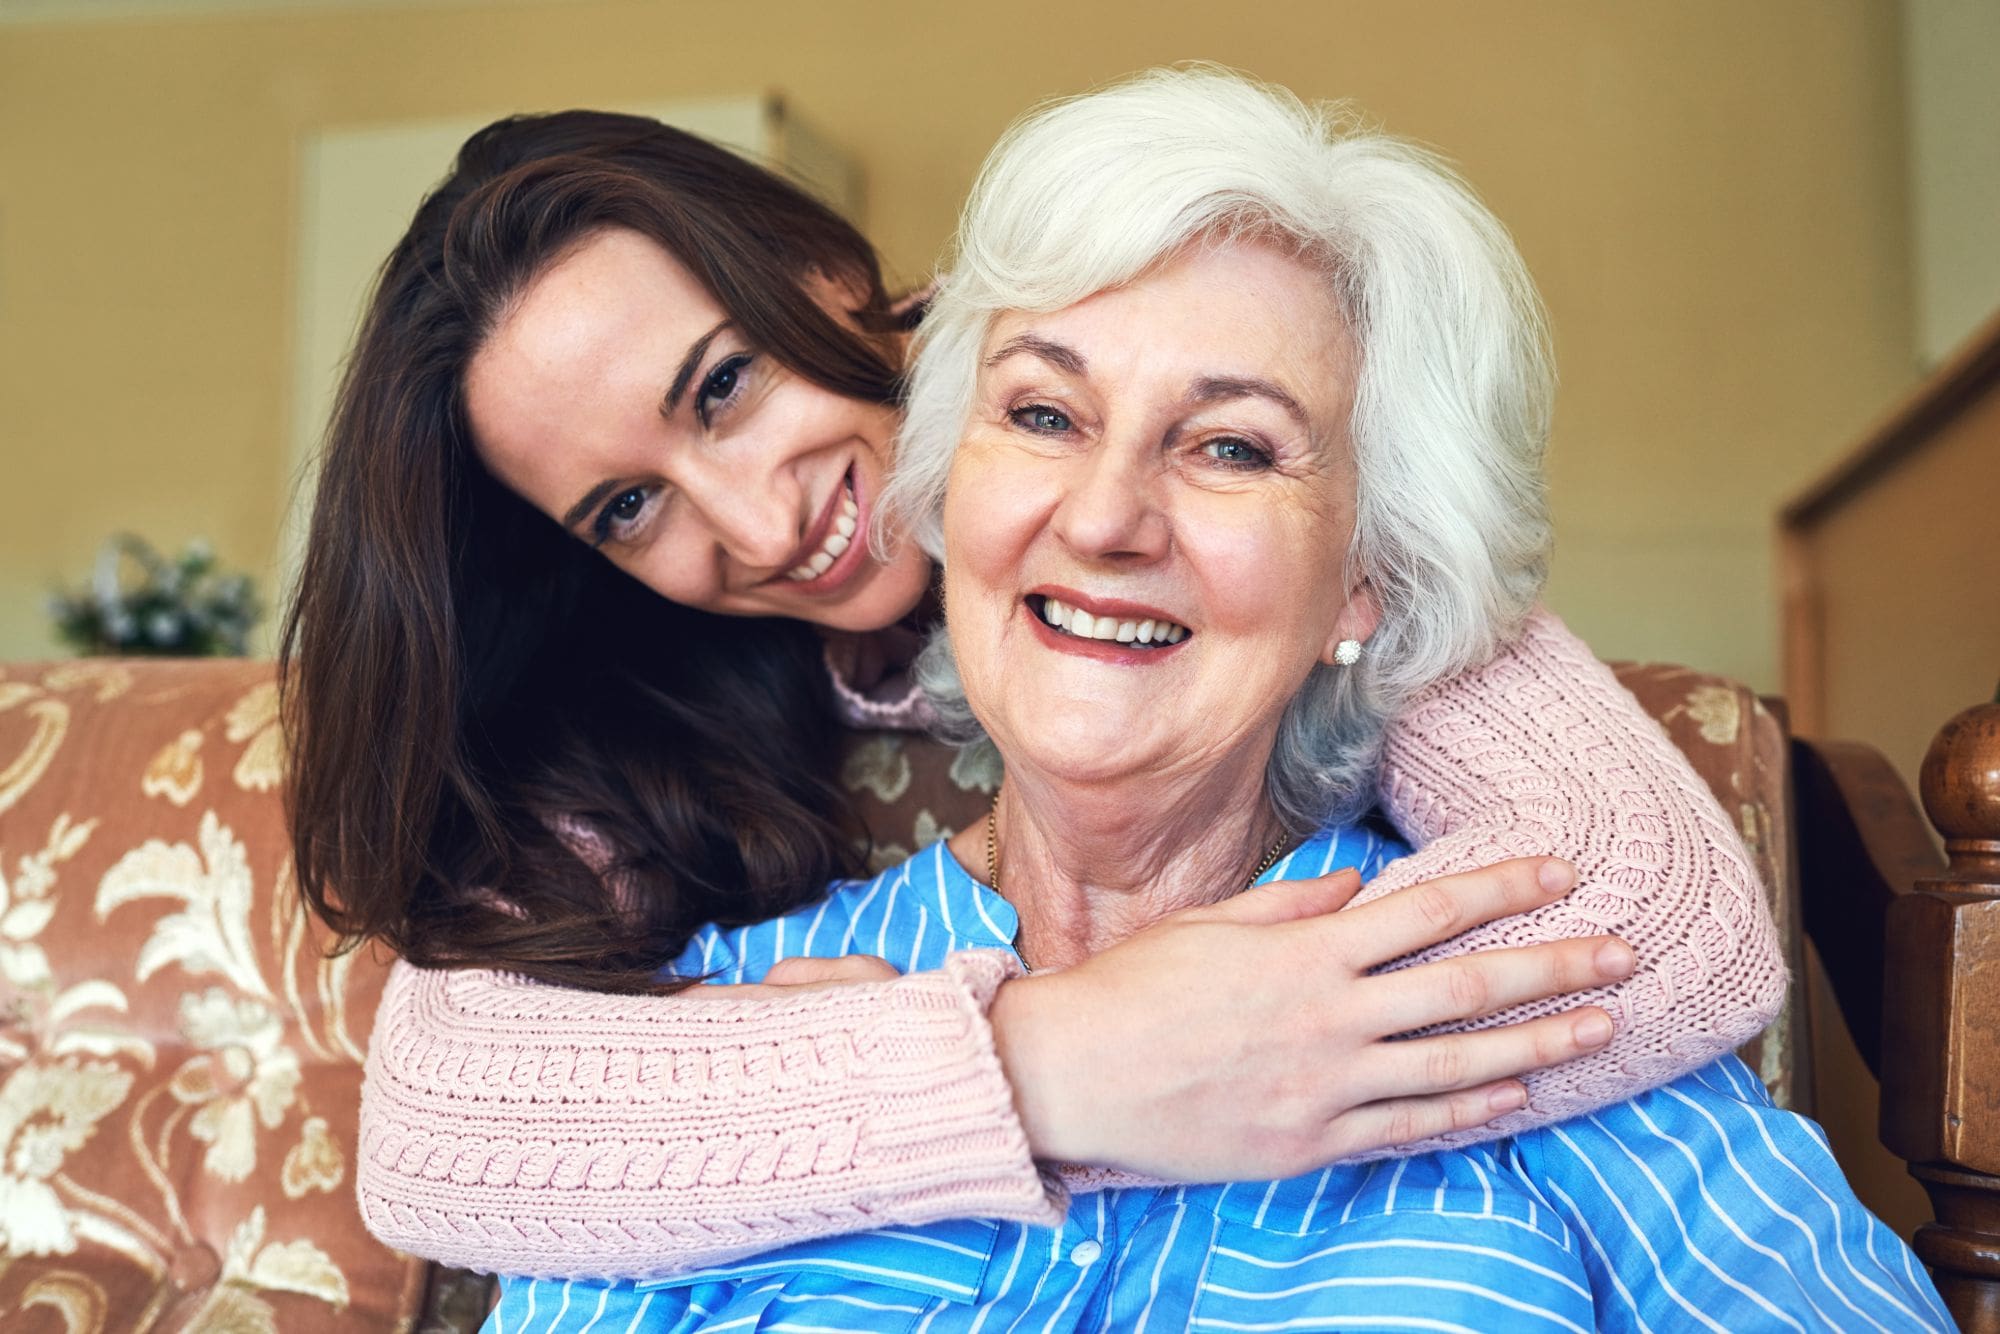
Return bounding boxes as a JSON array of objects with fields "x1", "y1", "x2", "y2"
[
  {"x1": 1904, "y1": 0, "x2": 2000, "y2": 367},
  {"x1": 0, "y1": 0, "x2": 1918, "y2": 684}
]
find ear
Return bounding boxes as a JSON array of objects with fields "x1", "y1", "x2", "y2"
[{"x1": 1320, "y1": 579, "x2": 1382, "y2": 667}]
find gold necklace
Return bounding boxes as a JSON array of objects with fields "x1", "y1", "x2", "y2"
[{"x1": 983, "y1": 788, "x2": 1293, "y2": 895}]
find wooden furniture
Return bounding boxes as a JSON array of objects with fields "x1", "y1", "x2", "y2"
[
  {"x1": 1884, "y1": 700, "x2": 2000, "y2": 1330},
  {"x1": 1779, "y1": 306, "x2": 2000, "y2": 788},
  {"x1": 1780, "y1": 296, "x2": 2000, "y2": 1330},
  {"x1": 1796, "y1": 695, "x2": 2000, "y2": 1332}
]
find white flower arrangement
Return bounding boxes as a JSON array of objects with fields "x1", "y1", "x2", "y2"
[{"x1": 49, "y1": 535, "x2": 260, "y2": 656}]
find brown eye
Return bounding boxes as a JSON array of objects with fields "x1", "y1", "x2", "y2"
[
  {"x1": 591, "y1": 487, "x2": 653, "y2": 546},
  {"x1": 696, "y1": 354, "x2": 753, "y2": 424}
]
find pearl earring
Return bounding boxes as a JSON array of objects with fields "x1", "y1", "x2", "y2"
[{"x1": 1333, "y1": 639, "x2": 1362, "y2": 666}]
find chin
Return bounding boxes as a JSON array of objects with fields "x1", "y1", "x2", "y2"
[
  {"x1": 806, "y1": 574, "x2": 927, "y2": 634},
  {"x1": 996, "y1": 717, "x2": 1172, "y2": 787}
]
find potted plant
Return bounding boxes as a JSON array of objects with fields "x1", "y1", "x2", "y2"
[{"x1": 49, "y1": 535, "x2": 261, "y2": 657}]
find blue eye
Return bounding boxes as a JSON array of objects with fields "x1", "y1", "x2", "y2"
[
  {"x1": 697, "y1": 354, "x2": 753, "y2": 425},
  {"x1": 1011, "y1": 404, "x2": 1073, "y2": 433},
  {"x1": 1202, "y1": 437, "x2": 1271, "y2": 468}
]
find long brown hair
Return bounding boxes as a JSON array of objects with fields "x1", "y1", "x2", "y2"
[{"x1": 282, "y1": 112, "x2": 899, "y2": 992}]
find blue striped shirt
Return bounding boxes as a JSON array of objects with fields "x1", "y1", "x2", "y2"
[{"x1": 490, "y1": 826, "x2": 1950, "y2": 1333}]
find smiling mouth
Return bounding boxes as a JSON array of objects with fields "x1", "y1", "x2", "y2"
[
  {"x1": 784, "y1": 474, "x2": 859, "y2": 582},
  {"x1": 1029, "y1": 595, "x2": 1189, "y2": 647}
]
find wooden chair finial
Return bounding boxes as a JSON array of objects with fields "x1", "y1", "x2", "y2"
[
  {"x1": 1885, "y1": 696, "x2": 2000, "y2": 1331},
  {"x1": 1920, "y1": 697, "x2": 2000, "y2": 880}
]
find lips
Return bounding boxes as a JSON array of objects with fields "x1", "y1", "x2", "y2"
[
  {"x1": 768, "y1": 467, "x2": 869, "y2": 595},
  {"x1": 785, "y1": 474, "x2": 859, "y2": 582},
  {"x1": 1023, "y1": 591, "x2": 1193, "y2": 662}
]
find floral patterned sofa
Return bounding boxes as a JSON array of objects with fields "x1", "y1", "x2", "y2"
[{"x1": 0, "y1": 656, "x2": 1805, "y2": 1332}]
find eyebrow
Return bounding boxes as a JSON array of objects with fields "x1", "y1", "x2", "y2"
[
  {"x1": 1186, "y1": 375, "x2": 1312, "y2": 432},
  {"x1": 558, "y1": 318, "x2": 733, "y2": 535},
  {"x1": 984, "y1": 333, "x2": 1088, "y2": 376},
  {"x1": 984, "y1": 335, "x2": 1314, "y2": 436},
  {"x1": 662, "y1": 319, "x2": 732, "y2": 415},
  {"x1": 560, "y1": 478, "x2": 626, "y2": 536}
]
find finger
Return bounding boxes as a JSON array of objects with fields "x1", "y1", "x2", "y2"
[
  {"x1": 1367, "y1": 935, "x2": 1634, "y2": 1033},
  {"x1": 1335, "y1": 857, "x2": 1575, "y2": 968},
  {"x1": 762, "y1": 954, "x2": 901, "y2": 987},
  {"x1": 889, "y1": 283, "x2": 938, "y2": 322},
  {"x1": 1356, "y1": 1007, "x2": 1616, "y2": 1104},
  {"x1": 1208, "y1": 868, "x2": 1363, "y2": 926},
  {"x1": 1323, "y1": 1079, "x2": 1533, "y2": 1159}
]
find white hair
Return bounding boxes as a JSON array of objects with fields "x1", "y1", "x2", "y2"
[{"x1": 886, "y1": 66, "x2": 1555, "y2": 829}]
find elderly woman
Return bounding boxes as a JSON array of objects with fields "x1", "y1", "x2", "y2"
[{"x1": 484, "y1": 70, "x2": 1948, "y2": 1333}]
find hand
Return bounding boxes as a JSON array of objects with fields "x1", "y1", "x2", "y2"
[
  {"x1": 988, "y1": 856, "x2": 1631, "y2": 1180},
  {"x1": 677, "y1": 954, "x2": 903, "y2": 998},
  {"x1": 762, "y1": 955, "x2": 901, "y2": 987}
]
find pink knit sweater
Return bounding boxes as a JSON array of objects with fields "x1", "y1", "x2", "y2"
[{"x1": 356, "y1": 609, "x2": 1786, "y2": 1278}]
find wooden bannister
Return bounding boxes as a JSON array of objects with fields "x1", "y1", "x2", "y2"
[
  {"x1": 1880, "y1": 696, "x2": 2000, "y2": 1330},
  {"x1": 1779, "y1": 305, "x2": 2000, "y2": 773}
]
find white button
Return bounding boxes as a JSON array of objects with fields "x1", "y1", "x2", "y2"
[{"x1": 1069, "y1": 1239, "x2": 1102, "y2": 1266}]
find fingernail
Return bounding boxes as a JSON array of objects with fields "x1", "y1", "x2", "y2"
[
  {"x1": 1489, "y1": 1084, "x2": 1528, "y2": 1113},
  {"x1": 1538, "y1": 859, "x2": 1575, "y2": 893},
  {"x1": 1595, "y1": 940, "x2": 1634, "y2": 978},
  {"x1": 1574, "y1": 1011, "x2": 1614, "y2": 1047}
]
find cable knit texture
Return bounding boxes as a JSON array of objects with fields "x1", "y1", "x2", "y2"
[
  {"x1": 356, "y1": 608, "x2": 1787, "y2": 1278},
  {"x1": 1356, "y1": 610, "x2": 1788, "y2": 1148},
  {"x1": 358, "y1": 951, "x2": 1051, "y2": 1279}
]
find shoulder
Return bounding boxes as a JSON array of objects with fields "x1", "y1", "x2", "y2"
[
  {"x1": 1516, "y1": 1052, "x2": 1870, "y2": 1250},
  {"x1": 1515, "y1": 1055, "x2": 1953, "y2": 1329},
  {"x1": 1519, "y1": 1054, "x2": 1787, "y2": 1172},
  {"x1": 1273, "y1": 816, "x2": 1411, "y2": 885},
  {"x1": 665, "y1": 848, "x2": 941, "y2": 985}
]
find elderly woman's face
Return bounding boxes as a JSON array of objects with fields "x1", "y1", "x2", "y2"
[{"x1": 943, "y1": 240, "x2": 1378, "y2": 790}]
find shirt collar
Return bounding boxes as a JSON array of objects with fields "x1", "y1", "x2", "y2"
[{"x1": 923, "y1": 839, "x2": 1023, "y2": 954}]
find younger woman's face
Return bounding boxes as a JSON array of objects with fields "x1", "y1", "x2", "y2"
[{"x1": 465, "y1": 227, "x2": 933, "y2": 632}]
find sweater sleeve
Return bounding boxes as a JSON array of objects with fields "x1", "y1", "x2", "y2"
[
  {"x1": 357, "y1": 950, "x2": 1062, "y2": 1280},
  {"x1": 1347, "y1": 606, "x2": 1790, "y2": 1153}
]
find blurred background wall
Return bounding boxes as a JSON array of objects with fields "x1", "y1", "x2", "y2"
[
  {"x1": 6, "y1": 0, "x2": 1981, "y2": 684},
  {"x1": 2, "y1": 0, "x2": 1996, "y2": 1240}
]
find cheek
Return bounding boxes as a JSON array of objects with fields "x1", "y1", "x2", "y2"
[
  {"x1": 620, "y1": 545, "x2": 713, "y2": 612},
  {"x1": 1187, "y1": 508, "x2": 1346, "y2": 644},
  {"x1": 785, "y1": 382, "x2": 896, "y2": 463},
  {"x1": 942, "y1": 444, "x2": 1040, "y2": 579}
]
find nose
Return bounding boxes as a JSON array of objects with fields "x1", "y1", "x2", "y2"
[
  {"x1": 680, "y1": 460, "x2": 804, "y2": 575},
  {"x1": 1050, "y1": 434, "x2": 1171, "y2": 563}
]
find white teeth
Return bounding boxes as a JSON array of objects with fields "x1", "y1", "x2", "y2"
[
  {"x1": 1036, "y1": 598, "x2": 1187, "y2": 647},
  {"x1": 786, "y1": 480, "x2": 859, "y2": 581}
]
